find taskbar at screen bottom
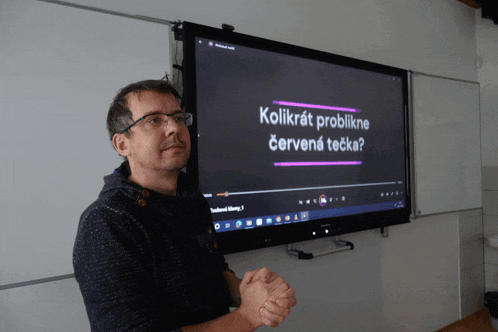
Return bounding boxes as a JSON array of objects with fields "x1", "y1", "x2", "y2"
[{"x1": 213, "y1": 200, "x2": 405, "y2": 233}]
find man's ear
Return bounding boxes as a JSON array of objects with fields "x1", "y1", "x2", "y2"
[{"x1": 112, "y1": 133, "x2": 130, "y2": 158}]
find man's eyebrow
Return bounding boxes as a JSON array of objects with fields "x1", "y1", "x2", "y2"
[{"x1": 141, "y1": 109, "x2": 184, "y2": 117}]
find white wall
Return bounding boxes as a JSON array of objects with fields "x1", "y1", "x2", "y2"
[
  {"x1": 67, "y1": 0, "x2": 477, "y2": 82},
  {"x1": 0, "y1": 278, "x2": 89, "y2": 332},
  {"x1": 1, "y1": 1, "x2": 486, "y2": 331},
  {"x1": 0, "y1": 0, "x2": 171, "y2": 285},
  {"x1": 476, "y1": 7, "x2": 498, "y2": 296},
  {"x1": 477, "y1": 9, "x2": 498, "y2": 168}
]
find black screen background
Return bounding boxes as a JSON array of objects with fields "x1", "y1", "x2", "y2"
[{"x1": 194, "y1": 38, "x2": 405, "y2": 196}]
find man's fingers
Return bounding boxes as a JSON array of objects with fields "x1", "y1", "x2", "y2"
[
  {"x1": 249, "y1": 269, "x2": 280, "y2": 283},
  {"x1": 267, "y1": 280, "x2": 290, "y2": 302},
  {"x1": 264, "y1": 300, "x2": 291, "y2": 316},
  {"x1": 240, "y1": 269, "x2": 259, "y2": 288},
  {"x1": 276, "y1": 295, "x2": 297, "y2": 308},
  {"x1": 269, "y1": 277, "x2": 286, "y2": 291},
  {"x1": 276, "y1": 287, "x2": 295, "y2": 300},
  {"x1": 267, "y1": 272, "x2": 278, "y2": 282},
  {"x1": 252, "y1": 267, "x2": 271, "y2": 282},
  {"x1": 261, "y1": 315, "x2": 280, "y2": 328},
  {"x1": 260, "y1": 307, "x2": 285, "y2": 324}
]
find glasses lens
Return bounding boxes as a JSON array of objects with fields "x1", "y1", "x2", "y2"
[
  {"x1": 185, "y1": 113, "x2": 193, "y2": 126},
  {"x1": 123, "y1": 112, "x2": 193, "y2": 133}
]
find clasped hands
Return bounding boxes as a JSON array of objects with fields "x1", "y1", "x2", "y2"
[{"x1": 238, "y1": 267, "x2": 297, "y2": 329}]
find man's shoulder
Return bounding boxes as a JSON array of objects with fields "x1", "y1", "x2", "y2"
[
  {"x1": 74, "y1": 190, "x2": 149, "y2": 257},
  {"x1": 79, "y1": 189, "x2": 137, "y2": 226}
]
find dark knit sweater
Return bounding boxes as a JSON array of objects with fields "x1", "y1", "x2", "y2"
[{"x1": 73, "y1": 162, "x2": 232, "y2": 332}]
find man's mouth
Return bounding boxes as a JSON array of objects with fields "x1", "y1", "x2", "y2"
[{"x1": 162, "y1": 143, "x2": 185, "y2": 150}]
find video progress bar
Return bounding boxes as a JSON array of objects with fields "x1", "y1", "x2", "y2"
[{"x1": 212, "y1": 181, "x2": 398, "y2": 197}]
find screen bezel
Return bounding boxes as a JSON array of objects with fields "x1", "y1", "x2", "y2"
[{"x1": 182, "y1": 21, "x2": 411, "y2": 254}]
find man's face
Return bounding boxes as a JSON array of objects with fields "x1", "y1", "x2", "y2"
[{"x1": 123, "y1": 90, "x2": 191, "y2": 174}]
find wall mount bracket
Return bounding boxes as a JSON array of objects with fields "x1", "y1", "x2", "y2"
[{"x1": 285, "y1": 236, "x2": 354, "y2": 260}]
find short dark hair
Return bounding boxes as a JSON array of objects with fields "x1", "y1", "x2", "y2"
[{"x1": 106, "y1": 79, "x2": 181, "y2": 156}]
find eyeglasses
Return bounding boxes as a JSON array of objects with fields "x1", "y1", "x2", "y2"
[{"x1": 120, "y1": 112, "x2": 193, "y2": 134}]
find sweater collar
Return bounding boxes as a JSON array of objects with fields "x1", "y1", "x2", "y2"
[{"x1": 102, "y1": 161, "x2": 197, "y2": 200}]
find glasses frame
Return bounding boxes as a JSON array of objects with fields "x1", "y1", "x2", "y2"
[{"x1": 120, "y1": 111, "x2": 193, "y2": 134}]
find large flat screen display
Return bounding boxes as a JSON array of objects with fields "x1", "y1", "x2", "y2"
[{"x1": 181, "y1": 22, "x2": 411, "y2": 254}]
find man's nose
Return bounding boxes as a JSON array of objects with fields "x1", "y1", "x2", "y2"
[{"x1": 163, "y1": 118, "x2": 182, "y2": 136}]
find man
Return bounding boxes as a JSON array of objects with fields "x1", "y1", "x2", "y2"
[{"x1": 73, "y1": 79, "x2": 297, "y2": 331}]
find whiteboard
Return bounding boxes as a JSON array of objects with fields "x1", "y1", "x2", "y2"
[
  {"x1": 412, "y1": 73, "x2": 482, "y2": 217},
  {"x1": 0, "y1": 0, "x2": 171, "y2": 286}
]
